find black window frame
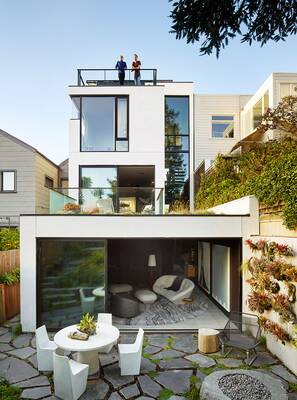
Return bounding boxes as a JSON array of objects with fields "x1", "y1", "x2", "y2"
[
  {"x1": 75, "y1": 95, "x2": 129, "y2": 153},
  {"x1": 0, "y1": 170, "x2": 17, "y2": 193},
  {"x1": 44, "y1": 175, "x2": 54, "y2": 189}
]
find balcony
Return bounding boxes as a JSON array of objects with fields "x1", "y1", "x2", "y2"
[
  {"x1": 76, "y1": 69, "x2": 158, "y2": 86},
  {"x1": 49, "y1": 187, "x2": 164, "y2": 215}
]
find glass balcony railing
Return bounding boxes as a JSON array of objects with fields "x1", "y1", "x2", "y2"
[
  {"x1": 49, "y1": 187, "x2": 164, "y2": 215},
  {"x1": 77, "y1": 69, "x2": 158, "y2": 86}
]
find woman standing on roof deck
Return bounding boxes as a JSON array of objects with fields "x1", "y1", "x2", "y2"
[{"x1": 132, "y1": 54, "x2": 141, "y2": 86}]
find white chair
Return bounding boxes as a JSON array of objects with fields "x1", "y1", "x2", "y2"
[
  {"x1": 97, "y1": 313, "x2": 115, "y2": 353},
  {"x1": 79, "y1": 288, "x2": 95, "y2": 314},
  {"x1": 36, "y1": 325, "x2": 58, "y2": 371},
  {"x1": 118, "y1": 328, "x2": 144, "y2": 376},
  {"x1": 53, "y1": 351, "x2": 89, "y2": 400},
  {"x1": 96, "y1": 198, "x2": 114, "y2": 214}
]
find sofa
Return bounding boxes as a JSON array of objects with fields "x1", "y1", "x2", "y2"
[{"x1": 153, "y1": 275, "x2": 195, "y2": 304}]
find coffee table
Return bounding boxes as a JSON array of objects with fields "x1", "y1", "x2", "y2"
[{"x1": 54, "y1": 323, "x2": 120, "y2": 375}]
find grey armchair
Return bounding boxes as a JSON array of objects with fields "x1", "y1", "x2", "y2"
[{"x1": 219, "y1": 312, "x2": 261, "y2": 366}]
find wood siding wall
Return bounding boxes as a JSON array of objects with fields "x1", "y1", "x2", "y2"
[
  {"x1": 0, "y1": 249, "x2": 20, "y2": 274},
  {"x1": 0, "y1": 135, "x2": 36, "y2": 215},
  {"x1": 35, "y1": 154, "x2": 59, "y2": 214}
]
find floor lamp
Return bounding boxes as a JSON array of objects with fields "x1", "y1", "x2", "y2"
[{"x1": 148, "y1": 254, "x2": 157, "y2": 288}]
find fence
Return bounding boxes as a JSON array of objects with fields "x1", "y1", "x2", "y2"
[{"x1": 0, "y1": 249, "x2": 20, "y2": 274}]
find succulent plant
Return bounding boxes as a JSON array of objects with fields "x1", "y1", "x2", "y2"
[{"x1": 77, "y1": 313, "x2": 97, "y2": 335}]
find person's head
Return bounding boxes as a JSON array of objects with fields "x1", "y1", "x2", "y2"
[
  {"x1": 120, "y1": 55, "x2": 124, "y2": 61},
  {"x1": 134, "y1": 53, "x2": 138, "y2": 60}
]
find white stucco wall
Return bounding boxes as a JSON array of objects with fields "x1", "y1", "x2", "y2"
[{"x1": 20, "y1": 208, "x2": 257, "y2": 332}]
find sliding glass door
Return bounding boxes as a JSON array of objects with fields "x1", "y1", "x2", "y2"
[{"x1": 37, "y1": 239, "x2": 106, "y2": 329}]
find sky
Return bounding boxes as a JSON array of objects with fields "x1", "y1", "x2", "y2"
[{"x1": 0, "y1": 0, "x2": 297, "y2": 163}]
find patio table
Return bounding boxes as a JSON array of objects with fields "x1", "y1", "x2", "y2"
[{"x1": 54, "y1": 322, "x2": 120, "y2": 375}]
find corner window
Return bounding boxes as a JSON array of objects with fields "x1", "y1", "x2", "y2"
[
  {"x1": 211, "y1": 116, "x2": 234, "y2": 138},
  {"x1": 1, "y1": 171, "x2": 16, "y2": 192},
  {"x1": 79, "y1": 96, "x2": 129, "y2": 152},
  {"x1": 252, "y1": 91, "x2": 269, "y2": 129},
  {"x1": 45, "y1": 176, "x2": 54, "y2": 188}
]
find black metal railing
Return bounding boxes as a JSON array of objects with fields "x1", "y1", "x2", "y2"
[{"x1": 77, "y1": 68, "x2": 158, "y2": 86}]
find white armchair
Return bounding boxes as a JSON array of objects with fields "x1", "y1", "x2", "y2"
[
  {"x1": 97, "y1": 313, "x2": 115, "y2": 353},
  {"x1": 118, "y1": 328, "x2": 144, "y2": 376},
  {"x1": 36, "y1": 325, "x2": 57, "y2": 371},
  {"x1": 79, "y1": 288, "x2": 95, "y2": 315},
  {"x1": 153, "y1": 275, "x2": 195, "y2": 304},
  {"x1": 53, "y1": 351, "x2": 89, "y2": 400}
]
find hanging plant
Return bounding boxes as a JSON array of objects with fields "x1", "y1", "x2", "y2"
[
  {"x1": 248, "y1": 291, "x2": 272, "y2": 313},
  {"x1": 259, "y1": 317, "x2": 291, "y2": 345},
  {"x1": 271, "y1": 293, "x2": 296, "y2": 323},
  {"x1": 286, "y1": 282, "x2": 296, "y2": 303}
]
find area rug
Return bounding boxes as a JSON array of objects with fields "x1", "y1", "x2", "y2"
[{"x1": 129, "y1": 289, "x2": 208, "y2": 326}]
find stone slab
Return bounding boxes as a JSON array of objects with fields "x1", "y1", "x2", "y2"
[
  {"x1": 217, "y1": 358, "x2": 243, "y2": 368},
  {"x1": 120, "y1": 383, "x2": 140, "y2": 399},
  {"x1": 147, "y1": 334, "x2": 170, "y2": 348},
  {"x1": 0, "y1": 327, "x2": 8, "y2": 335},
  {"x1": 0, "y1": 343, "x2": 13, "y2": 352},
  {"x1": 104, "y1": 363, "x2": 134, "y2": 388},
  {"x1": 171, "y1": 334, "x2": 197, "y2": 353},
  {"x1": 141, "y1": 357, "x2": 157, "y2": 374},
  {"x1": 143, "y1": 345, "x2": 161, "y2": 355},
  {"x1": 159, "y1": 357, "x2": 193, "y2": 370},
  {"x1": 13, "y1": 334, "x2": 33, "y2": 348},
  {"x1": 157, "y1": 349, "x2": 185, "y2": 359},
  {"x1": 155, "y1": 370, "x2": 192, "y2": 394},
  {"x1": 271, "y1": 365, "x2": 297, "y2": 384},
  {"x1": 252, "y1": 352, "x2": 279, "y2": 367},
  {"x1": 8, "y1": 347, "x2": 36, "y2": 359},
  {"x1": 0, "y1": 332, "x2": 12, "y2": 343},
  {"x1": 138, "y1": 374, "x2": 163, "y2": 398},
  {"x1": 108, "y1": 393, "x2": 122, "y2": 400},
  {"x1": 99, "y1": 349, "x2": 119, "y2": 367},
  {"x1": 185, "y1": 353, "x2": 216, "y2": 368},
  {"x1": 15, "y1": 376, "x2": 50, "y2": 388},
  {"x1": 21, "y1": 386, "x2": 51, "y2": 399},
  {"x1": 28, "y1": 354, "x2": 38, "y2": 369},
  {"x1": 0, "y1": 356, "x2": 39, "y2": 383},
  {"x1": 81, "y1": 380, "x2": 109, "y2": 400}
]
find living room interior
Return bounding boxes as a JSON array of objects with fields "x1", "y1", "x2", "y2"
[{"x1": 37, "y1": 237, "x2": 241, "y2": 331}]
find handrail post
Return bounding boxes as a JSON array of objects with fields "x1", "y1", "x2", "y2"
[
  {"x1": 153, "y1": 69, "x2": 157, "y2": 85},
  {"x1": 77, "y1": 69, "x2": 81, "y2": 86}
]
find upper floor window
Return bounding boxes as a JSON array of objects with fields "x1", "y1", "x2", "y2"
[
  {"x1": 1, "y1": 171, "x2": 16, "y2": 192},
  {"x1": 45, "y1": 176, "x2": 54, "y2": 189},
  {"x1": 211, "y1": 116, "x2": 234, "y2": 138},
  {"x1": 79, "y1": 96, "x2": 128, "y2": 152},
  {"x1": 252, "y1": 92, "x2": 269, "y2": 129},
  {"x1": 280, "y1": 83, "x2": 297, "y2": 99}
]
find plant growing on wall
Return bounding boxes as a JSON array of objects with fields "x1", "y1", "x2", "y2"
[{"x1": 245, "y1": 239, "x2": 297, "y2": 345}]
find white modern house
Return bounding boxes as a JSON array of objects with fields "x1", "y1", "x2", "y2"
[{"x1": 20, "y1": 70, "x2": 297, "y2": 334}]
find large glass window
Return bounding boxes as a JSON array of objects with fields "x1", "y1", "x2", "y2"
[
  {"x1": 80, "y1": 167, "x2": 117, "y2": 212},
  {"x1": 165, "y1": 96, "x2": 189, "y2": 205},
  {"x1": 1, "y1": 171, "x2": 16, "y2": 192},
  {"x1": 211, "y1": 116, "x2": 234, "y2": 138},
  {"x1": 80, "y1": 96, "x2": 128, "y2": 152},
  {"x1": 38, "y1": 239, "x2": 106, "y2": 329},
  {"x1": 252, "y1": 91, "x2": 269, "y2": 129}
]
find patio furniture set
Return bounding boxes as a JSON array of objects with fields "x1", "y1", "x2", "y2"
[{"x1": 35, "y1": 313, "x2": 144, "y2": 400}]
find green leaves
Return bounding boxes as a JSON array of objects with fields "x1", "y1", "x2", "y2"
[
  {"x1": 195, "y1": 137, "x2": 297, "y2": 230},
  {"x1": 0, "y1": 229, "x2": 19, "y2": 251},
  {"x1": 0, "y1": 268, "x2": 20, "y2": 285},
  {"x1": 157, "y1": 388, "x2": 174, "y2": 400}
]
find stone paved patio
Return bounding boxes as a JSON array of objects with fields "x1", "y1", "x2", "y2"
[{"x1": 0, "y1": 316, "x2": 297, "y2": 399}]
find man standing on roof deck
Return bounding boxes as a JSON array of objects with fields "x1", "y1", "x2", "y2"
[
  {"x1": 115, "y1": 55, "x2": 127, "y2": 86},
  {"x1": 132, "y1": 54, "x2": 141, "y2": 86}
]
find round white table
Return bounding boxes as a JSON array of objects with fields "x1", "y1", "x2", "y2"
[
  {"x1": 54, "y1": 323, "x2": 120, "y2": 375},
  {"x1": 92, "y1": 287, "x2": 105, "y2": 297}
]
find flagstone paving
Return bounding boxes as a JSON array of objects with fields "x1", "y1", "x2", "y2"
[{"x1": 0, "y1": 317, "x2": 296, "y2": 399}]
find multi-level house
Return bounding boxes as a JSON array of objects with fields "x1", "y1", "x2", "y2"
[
  {"x1": 21, "y1": 70, "x2": 296, "y2": 333},
  {"x1": 0, "y1": 129, "x2": 61, "y2": 226}
]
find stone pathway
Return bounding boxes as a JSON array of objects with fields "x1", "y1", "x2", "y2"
[{"x1": 0, "y1": 316, "x2": 296, "y2": 399}]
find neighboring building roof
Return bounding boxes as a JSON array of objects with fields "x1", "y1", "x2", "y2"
[{"x1": 0, "y1": 128, "x2": 59, "y2": 168}]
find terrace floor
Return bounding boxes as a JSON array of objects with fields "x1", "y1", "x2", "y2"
[{"x1": 0, "y1": 316, "x2": 297, "y2": 399}]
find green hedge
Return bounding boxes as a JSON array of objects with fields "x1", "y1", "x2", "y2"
[
  {"x1": 0, "y1": 229, "x2": 20, "y2": 251},
  {"x1": 196, "y1": 138, "x2": 297, "y2": 230}
]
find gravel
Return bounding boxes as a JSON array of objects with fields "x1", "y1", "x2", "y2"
[{"x1": 218, "y1": 374, "x2": 271, "y2": 400}]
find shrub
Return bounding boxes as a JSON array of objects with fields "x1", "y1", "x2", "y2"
[
  {"x1": 0, "y1": 229, "x2": 20, "y2": 251},
  {"x1": 196, "y1": 138, "x2": 297, "y2": 230},
  {"x1": 0, "y1": 379, "x2": 21, "y2": 399},
  {"x1": 0, "y1": 268, "x2": 20, "y2": 285}
]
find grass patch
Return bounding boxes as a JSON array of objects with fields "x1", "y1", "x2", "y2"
[
  {"x1": 0, "y1": 380, "x2": 21, "y2": 400},
  {"x1": 157, "y1": 388, "x2": 174, "y2": 400},
  {"x1": 198, "y1": 366, "x2": 216, "y2": 375},
  {"x1": 148, "y1": 370, "x2": 159, "y2": 379},
  {"x1": 184, "y1": 375, "x2": 201, "y2": 400},
  {"x1": 164, "y1": 336, "x2": 175, "y2": 350},
  {"x1": 289, "y1": 382, "x2": 297, "y2": 393}
]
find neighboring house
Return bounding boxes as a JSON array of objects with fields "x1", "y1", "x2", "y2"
[{"x1": 0, "y1": 129, "x2": 61, "y2": 225}]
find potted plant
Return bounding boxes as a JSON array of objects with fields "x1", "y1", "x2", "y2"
[
  {"x1": 77, "y1": 313, "x2": 97, "y2": 335},
  {"x1": 63, "y1": 203, "x2": 81, "y2": 214},
  {"x1": 0, "y1": 267, "x2": 20, "y2": 323}
]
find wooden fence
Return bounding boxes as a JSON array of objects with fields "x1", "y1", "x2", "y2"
[{"x1": 0, "y1": 249, "x2": 20, "y2": 274}]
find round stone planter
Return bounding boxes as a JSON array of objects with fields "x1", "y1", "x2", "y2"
[{"x1": 200, "y1": 369, "x2": 288, "y2": 400}]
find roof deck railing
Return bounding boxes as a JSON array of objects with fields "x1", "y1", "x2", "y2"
[{"x1": 77, "y1": 68, "x2": 158, "y2": 86}]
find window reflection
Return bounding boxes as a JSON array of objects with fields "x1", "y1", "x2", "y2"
[{"x1": 212, "y1": 116, "x2": 234, "y2": 138}]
